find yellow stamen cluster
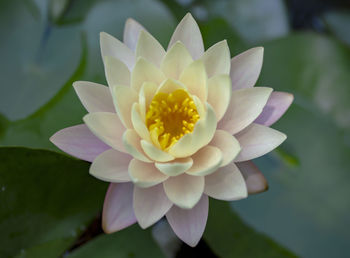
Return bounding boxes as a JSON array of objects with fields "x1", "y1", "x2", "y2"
[{"x1": 146, "y1": 89, "x2": 200, "y2": 150}]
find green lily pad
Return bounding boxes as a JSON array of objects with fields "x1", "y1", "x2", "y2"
[
  {"x1": 204, "y1": 200, "x2": 296, "y2": 257},
  {"x1": 0, "y1": 147, "x2": 107, "y2": 258},
  {"x1": 201, "y1": 0, "x2": 290, "y2": 44},
  {"x1": 0, "y1": 0, "x2": 81, "y2": 121},
  {"x1": 67, "y1": 225, "x2": 165, "y2": 258},
  {"x1": 324, "y1": 10, "x2": 350, "y2": 46}
]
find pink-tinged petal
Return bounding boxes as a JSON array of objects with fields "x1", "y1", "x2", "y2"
[
  {"x1": 133, "y1": 184, "x2": 173, "y2": 229},
  {"x1": 234, "y1": 123, "x2": 287, "y2": 162},
  {"x1": 186, "y1": 146, "x2": 223, "y2": 176},
  {"x1": 230, "y1": 47, "x2": 264, "y2": 90},
  {"x1": 218, "y1": 87, "x2": 272, "y2": 135},
  {"x1": 209, "y1": 130, "x2": 241, "y2": 167},
  {"x1": 236, "y1": 161, "x2": 268, "y2": 194},
  {"x1": 100, "y1": 32, "x2": 135, "y2": 70},
  {"x1": 83, "y1": 112, "x2": 126, "y2": 153},
  {"x1": 123, "y1": 18, "x2": 146, "y2": 52},
  {"x1": 90, "y1": 149, "x2": 131, "y2": 183},
  {"x1": 128, "y1": 159, "x2": 168, "y2": 188},
  {"x1": 50, "y1": 124, "x2": 110, "y2": 162},
  {"x1": 136, "y1": 30, "x2": 166, "y2": 67},
  {"x1": 102, "y1": 183, "x2": 136, "y2": 233},
  {"x1": 122, "y1": 129, "x2": 152, "y2": 163},
  {"x1": 254, "y1": 91, "x2": 294, "y2": 126},
  {"x1": 163, "y1": 174, "x2": 204, "y2": 209},
  {"x1": 201, "y1": 40, "x2": 230, "y2": 77},
  {"x1": 204, "y1": 163, "x2": 247, "y2": 201},
  {"x1": 155, "y1": 157, "x2": 193, "y2": 176},
  {"x1": 166, "y1": 194, "x2": 208, "y2": 247},
  {"x1": 73, "y1": 81, "x2": 115, "y2": 113},
  {"x1": 168, "y1": 13, "x2": 204, "y2": 60}
]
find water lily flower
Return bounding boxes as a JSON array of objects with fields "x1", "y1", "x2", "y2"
[{"x1": 50, "y1": 13, "x2": 293, "y2": 247}]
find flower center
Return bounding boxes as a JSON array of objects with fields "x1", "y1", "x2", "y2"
[{"x1": 146, "y1": 89, "x2": 200, "y2": 150}]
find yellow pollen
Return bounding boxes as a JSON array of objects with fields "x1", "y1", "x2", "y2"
[{"x1": 146, "y1": 89, "x2": 200, "y2": 150}]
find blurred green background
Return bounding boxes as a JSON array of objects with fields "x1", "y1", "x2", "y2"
[{"x1": 1, "y1": 0, "x2": 350, "y2": 257}]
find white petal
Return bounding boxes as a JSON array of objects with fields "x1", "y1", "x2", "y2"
[
  {"x1": 90, "y1": 149, "x2": 131, "y2": 182},
  {"x1": 209, "y1": 130, "x2": 241, "y2": 167},
  {"x1": 230, "y1": 47, "x2": 264, "y2": 90},
  {"x1": 218, "y1": 87, "x2": 272, "y2": 135},
  {"x1": 123, "y1": 18, "x2": 146, "y2": 52},
  {"x1": 73, "y1": 81, "x2": 115, "y2": 113},
  {"x1": 186, "y1": 146, "x2": 222, "y2": 176},
  {"x1": 179, "y1": 60, "x2": 207, "y2": 103},
  {"x1": 102, "y1": 183, "x2": 136, "y2": 233},
  {"x1": 131, "y1": 103, "x2": 150, "y2": 141},
  {"x1": 128, "y1": 159, "x2": 168, "y2": 188},
  {"x1": 100, "y1": 32, "x2": 135, "y2": 70},
  {"x1": 161, "y1": 41, "x2": 193, "y2": 80},
  {"x1": 169, "y1": 103, "x2": 217, "y2": 158},
  {"x1": 204, "y1": 163, "x2": 247, "y2": 200},
  {"x1": 139, "y1": 82, "x2": 158, "y2": 120},
  {"x1": 163, "y1": 174, "x2": 204, "y2": 209},
  {"x1": 83, "y1": 112, "x2": 126, "y2": 153},
  {"x1": 123, "y1": 129, "x2": 152, "y2": 163},
  {"x1": 136, "y1": 30, "x2": 165, "y2": 67},
  {"x1": 168, "y1": 13, "x2": 204, "y2": 60},
  {"x1": 50, "y1": 124, "x2": 110, "y2": 162},
  {"x1": 133, "y1": 184, "x2": 173, "y2": 229},
  {"x1": 236, "y1": 161, "x2": 268, "y2": 194},
  {"x1": 235, "y1": 123, "x2": 287, "y2": 162},
  {"x1": 207, "y1": 74, "x2": 232, "y2": 121},
  {"x1": 131, "y1": 57, "x2": 165, "y2": 93},
  {"x1": 201, "y1": 40, "x2": 230, "y2": 77},
  {"x1": 166, "y1": 194, "x2": 208, "y2": 247},
  {"x1": 112, "y1": 85, "x2": 138, "y2": 129},
  {"x1": 104, "y1": 56, "x2": 130, "y2": 87},
  {"x1": 155, "y1": 157, "x2": 193, "y2": 176},
  {"x1": 141, "y1": 140, "x2": 175, "y2": 162}
]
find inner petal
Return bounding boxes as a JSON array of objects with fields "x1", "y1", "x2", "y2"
[{"x1": 146, "y1": 89, "x2": 200, "y2": 150}]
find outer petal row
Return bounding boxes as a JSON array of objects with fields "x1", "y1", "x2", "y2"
[
  {"x1": 73, "y1": 81, "x2": 115, "y2": 113},
  {"x1": 230, "y1": 47, "x2": 264, "y2": 90},
  {"x1": 168, "y1": 13, "x2": 204, "y2": 60},
  {"x1": 204, "y1": 163, "x2": 247, "y2": 201},
  {"x1": 123, "y1": 18, "x2": 146, "y2": 52},
  {"x1": 102, "y1": 183, "x2": 136, "y2": 233},
  {"x1": 235, "y1": 123, "x2": 287, "y2": 162},
  {"x1": 100, "y1": 32, "x2": 135, "y2": 70},
  {"x1": 50, "y1": 124, "x2": 110, "y2": 162},
  {"x1": 200, "y1": 40, "x2": 230, "y2": 78},
  {"x1": 219, "y1": 87, "x2": 272, "y2": 135},
  {"x1": 166, "y1": 194, "x2": 208, "y2": 247},
  {"x1": 83, "y1": 112, "x2": 126, "y2": 153},
  {"x1": 163, "y1": 174, "x2": 204, "y2": 209},
  {"x1": 254, "y1": 91, "x2": 294, "y2": 126}
]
